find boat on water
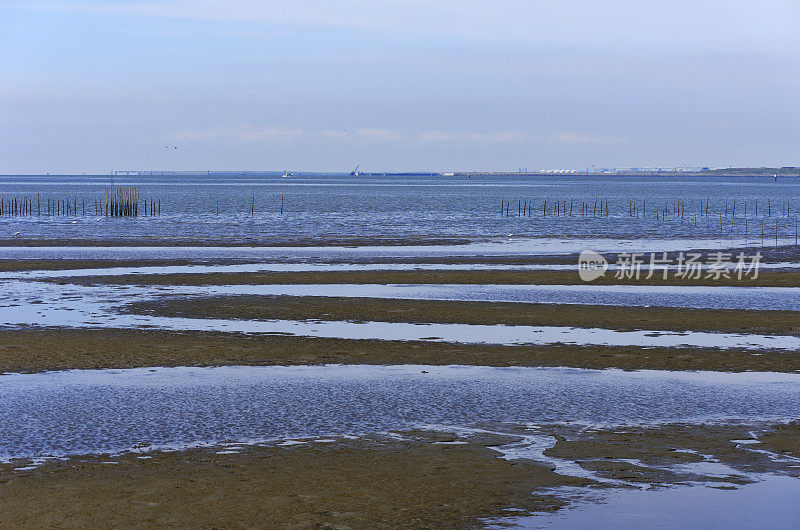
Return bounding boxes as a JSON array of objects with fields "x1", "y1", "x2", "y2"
[{"x1": 349, "y1": 164, "x2": 360, "y2": 176}]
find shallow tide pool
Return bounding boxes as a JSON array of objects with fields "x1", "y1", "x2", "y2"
[{"x1": 2, "y1": 365, "x2": 800, "y2": 460}]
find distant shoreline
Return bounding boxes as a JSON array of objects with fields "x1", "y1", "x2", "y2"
[{"x1": 2, "y1": 167, "x2": 799, "y2": 178}]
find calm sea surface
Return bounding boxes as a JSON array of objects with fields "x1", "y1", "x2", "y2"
[{"x1": 1, "y1": 173, "x2": 798, "y2": 245}]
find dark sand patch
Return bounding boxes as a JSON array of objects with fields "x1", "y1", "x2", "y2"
[
  {"x1": 1, "y1": 423, "x2": 797, "y2": 528},
  {"x1": 1, "y1": 328, "x2": 799, "y2": 374},
  {"x1": 124, "y1": 294, "x2": 800, "y2": 337},
  {"x1": 0, "y1": 433, "x2": 586, "y2": 529}
]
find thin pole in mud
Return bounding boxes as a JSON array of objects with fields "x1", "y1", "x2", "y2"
[
  {"x1": 37, "y1": 194, "x2": 40, "y2": 216},
  {"x1": 500, "y1": 200, "x2": 503, "y2": 214},
  {"x1": 252, "y1": 194, "x2": 255, "y2": 216},
  {"x1": 543, "y1": 200, "x2": 546, "y2": 216},
  {"x1": 570, "y1": 199, "x2": 573, "y2": 216},
  {"x1": 795, "y1": 216, "x2": 798, "y2": 245},
  {"x1": 158, "y1": 199, "x2": 160, "y2": 216},
  {"x1": 281, "y1": 194, "x2": 284, "y2": 215}
]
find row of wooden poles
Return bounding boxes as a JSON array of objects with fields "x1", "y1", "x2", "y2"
[
  {"x1": 501, "y1": 198, "x2": 611, "y2": 217},
  {"x1": 500, "y1": 198, "x2": 799, "y2": 244},
  {"x1": 0, "y1": 188, "x2": 160, "y2": 217},
  {"x1": 1, "y1": 191, "x2": 290, "y2": 217},
  {"x1": 0, "y1": 191, "x2": 290, "y2": 217},
  {"x1": 501, "y1": 198, "x2": 795, "y2": 219},
  {"x1": 627, "y1": 198, "x2": 795, "y2": 220}
]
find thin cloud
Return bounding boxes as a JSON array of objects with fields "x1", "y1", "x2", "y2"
[
  {"x1": 419, "y1": 130, "x2": 530, "y2": 143},
  {"x1": 355, "y1": 128, "x2": 404, "y2": 142},
  {"x1": 550, "y1": 132, "x2": 627, "y2": 145},
  {"x1": 174, "y1": 126, "x2": 626, "y2": 146},
  {"x1": 419, "y1": 130, "x2": 625, "y2": 145},
  {"x1": 175, "y1": 125, "x2": 305, "y2": 142}
]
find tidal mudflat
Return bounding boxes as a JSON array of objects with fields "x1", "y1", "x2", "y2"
[
  {"x1": 2, "y1": 174, "x2": 800, "y2": 527},
  {"x1": 3, "y1": 366, "x2": 800, "y2": 527}
]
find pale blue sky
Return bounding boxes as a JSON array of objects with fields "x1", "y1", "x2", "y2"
[{"x1": 1, "y1": 0, "x2": 799, "y2": 173}]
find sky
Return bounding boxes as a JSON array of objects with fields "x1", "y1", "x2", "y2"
[{"x1": 1, "y1": 0, "x2": 799, "y2": 173}]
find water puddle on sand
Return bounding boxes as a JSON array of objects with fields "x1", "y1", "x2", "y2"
[
  {"x1": 0, "y1": 237, "x2": 786, "y2": 261},
  {"x1": 156, "y1": 283, "x2": 800, "y2": 311},
  {"x1": 6, "y1": 261, "x2": 799, "y2": 280},
  {"x1": 12, "y1": 278, "x2": 800, "y2": 312},
  {"x1": 2, "y1": 280, "x2": 800, "y2": 349},
  {"x1": 492, "y1": 476, "x2": 800, "y2": 528},
  {"x1": 1, "y1": 262, "x2": 576, "y2": 279},
  {"x1": 2, "y1": 365, "x2": 800, "y2": 460}
]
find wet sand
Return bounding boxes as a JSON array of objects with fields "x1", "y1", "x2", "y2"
[
  {"x1": 1, "y1": 423, "x2": 797, "y2": 529},
  {"x1": 0, "y1": 432, "x2": 585, "y2": 529},
  {"x1": 0, "y1": 259, "x2": 209, "y2": 273},
  {"x1": 126, "y1": 294, "x2": 800, "y2": 336},
  {"x1": 3, "y1": 251, "x2": 799, "y2": 527},
  {"x1": 2, "y1": 328, "x2": 799, "y2": 374},
  {"x1": 63, "y1": 268, "x2": 800, "y2": 287}
]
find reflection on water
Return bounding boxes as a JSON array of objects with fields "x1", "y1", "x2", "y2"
[
  {"x1": 155, "y1": 283, "x2": 800, "y2": 311},
  {"x1": 501, "y1": 476, "x2": 800, "y2": 529},
  {"x1": 5, "y1": 260, "x2": 800, "y2": 280},
  {"x1": 0, "y1": 237, "x2": 787, "y2": 262},
  {"x1": 1, "y1": 281, "x2": 798, "y2": 349},
  {"x1": 2, "y1": 365, "x2": 800, "y2": 459}
]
